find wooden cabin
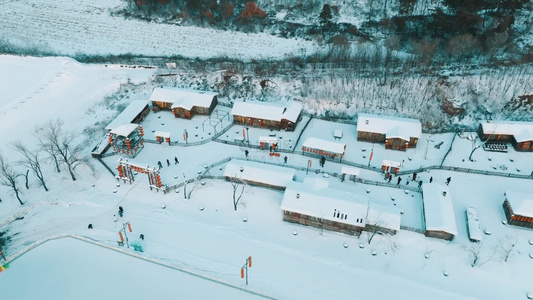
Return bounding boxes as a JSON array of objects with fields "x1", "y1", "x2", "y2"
[
  {"x1": 223, "y1": 159, "x2": 295, "y2": 190},
  {"x1": 422, "y1": 184, "x2": 457, "y2": 241},
  {"x1": 302, "y1": 137, "x2": 346, "y2": 161},
  {"x1": 503, "y1": 190, "x2": 533, "y2": 229},
  {"x1": 281, "y1": 179, "x2": 369, "y2": 236},
  {"x1": 357, "y1": 113, "x2": 422, "y2": 151},
  {"x1": 109, "y1": 123, "x2": 145, "y2": 158},
  {"x1": 149, "y1": 87, "x2": 218, "y2": 119},
  {"x1": 478, "y1": 121, "x2": 533, "y2": 152},
  {"x1": 231, "y1": 101, "x2": 302, "y2": 131}
]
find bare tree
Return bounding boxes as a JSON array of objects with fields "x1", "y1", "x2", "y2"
[
  {"x1": 0, "y1": 153, "x2": 24, "y2": 205},
  {"x1": 11, "y1": 141, "x2": 49, "y2": 191},
  {"x1": 366, "y1": 216, "x2": 390, "y2": 244},
  {"x1": 35, "y1": 119, "x2": 84, "y2": 181},
  {"x1": 499, "y1": 236, "x2": 517, "y2": 263},
  {"x1": 230, "y1": 175, "x2": 247, "y2": 211},
  {"x1": 465, "y1": 244, "x2": 494, "y2": 267}
]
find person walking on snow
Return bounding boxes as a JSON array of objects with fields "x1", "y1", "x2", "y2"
[
  {"x1": 446, "y1": 177, "x2": 451, "y2": 185},
  {"x1": 388, "y1": 175, "x2": 392, "y2": 183},
  {"x1": 284, "y1": 156, "x2": 288, "y2": 163},
  {"x1": 397, "y1": 177, "x2": 402, "y2": 185},
  {"x1": 412, "y1": 172, "x2": 417, "y2": 181},
  {"x1": 174, "y1": 157, "x2": 179, "y2": 164},
  {"x1": 245, "y1": 150, "x2": 249, "y2": 157},
  {"x1": 166, "y1": 159, "x2": 170, "y2": 167},
  {"x1": 158, "y1": 161, "x2": 163, "y2": 169},
  {"x1": 429, "y1": 176, "x2": 433, "y2": 183},
  {"x1": 118, "y1": 206, "x2": 124, "y2": 217},
  {"x1": 418, "y1": 181, "x2": 423, "y2": 188}
]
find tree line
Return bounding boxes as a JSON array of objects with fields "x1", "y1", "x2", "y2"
[{"x1": 0, "y1": 119, "x2": 88, "y2": 205}]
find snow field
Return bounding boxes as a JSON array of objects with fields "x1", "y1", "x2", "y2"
[{"x1": 0, "y1": 0, "x2": 318, "y2": 59}]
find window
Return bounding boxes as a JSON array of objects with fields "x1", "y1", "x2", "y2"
[
  {"x1": 345, "y1": 215, "x2": 347, "y2": 220},
  {"x1": 341, "y1": 213, "x2": 344, "y2": 219}
]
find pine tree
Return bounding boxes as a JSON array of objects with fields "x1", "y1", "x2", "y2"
[{"x1": 319, "y1": 4, "x2": 333, "y2": 28}]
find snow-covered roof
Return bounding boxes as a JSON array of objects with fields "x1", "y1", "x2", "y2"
[
  {"x1": 223, "y1": 159, "x2": 295, "y2": 188},
  {"x1": 282, "y1": 101, "x2": 303, "y2": 122},
  {"x1": 505, "y1": 190, "x2": 533, "y2": 217},
  {"x1": 149, "y1": 87, "x2": 217, "y2": 110},
  {"x1": 481, "y1": 121, "x2": 533, "y2": 142},
  {"x1": 105, "y1": 100, "x2": 148, "y2": 131},
  {"x1": 109, "y1": 123, "x2": 139, "y2": 137},
  {"x1": 357, "y1": 113, "x2": 422, "y2": 140},
  {"x1": 422, "y1": 184, "x2": 458, "y2": 236},
  {"x1": 153, "y1": 131, "x2": 171, "y2": 138},
  {"x1": 258, "y1": 136, "x2": 279, "y2": 143},
  {"x1": 382, "y1": 160, "x2": 401, "y2": 168},
  {"x1": 341, "y1": 166, "x2": 361, "y2": 176},
  {"x1": 302, "y1": 137, "x2": 346, "y2": 154},
  {"x1": 281, "y1": 179, "x2": 369, "y2": 227},
  {"x1": 366, "y1": 202, "x2": 401, "y2": 232},
  {"x1": 466, "y1": 207, "x2": 482, "y2": 242},
  {"x1": 230, "y1": 101, "x2": 302, "y2": 122}
]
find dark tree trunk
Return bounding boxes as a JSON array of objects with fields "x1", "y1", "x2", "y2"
[{"x1": 25, "y1": 169, "x2": 29, "y2": 189}]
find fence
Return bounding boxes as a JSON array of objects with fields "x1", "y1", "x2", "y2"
[{"x1": 291, "y1": 116, "x2": 314, "y2": 153}]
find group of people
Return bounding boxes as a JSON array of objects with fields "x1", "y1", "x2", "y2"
[
  {"x1": 385, "y1": 172, "x2": 452, "y2": 188},
  {"x1": 158, "y1": 157, "x2": 179, "y2": 169}
]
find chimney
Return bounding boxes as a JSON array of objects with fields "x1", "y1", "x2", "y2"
[{"x1": 365, "y1": 119, "x2": 369, "y2": 125}]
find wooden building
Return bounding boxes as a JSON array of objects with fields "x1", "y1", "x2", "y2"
[
  {"x1": 105, "y1": 100, "x2": 150, "y2": 131},
  {"x1": 477, "y1": 121, "x2": 533, "y2": 152},
  {"x1": 149, "y1": 87, "x2": 218, "y2": 119},
  {"x1": 281, "y1": 179, "x2": 369, "y2": 236},
  {"x1": 302, "y1": 137, "x2": 346, "y2": 161},
  {"x1": 422, "y1": 184, "x2": 457, "y2": 241},
  {"x1": 231, "y1": 101, "x2": 302, "y2": 131},
  {"x1": 503, "y1": 190, "x2": 533, "y2": 229},
  {"x1": 108, "y1": 123, "x2": 145, "y2": 158},
  {"x1": 223, "y1": 159, "x2": 295, "y2": 190},
  {"x1": 357, "y1": 113, "x2": 422, "y2": 151}
]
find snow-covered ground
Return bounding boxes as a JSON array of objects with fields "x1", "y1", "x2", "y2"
[
  {"x1": 0, "y1": 0, "x2": 318, "y2": 59},
  {"x1": 1, "y1": 55, "x2": 533, "y2": 299}
]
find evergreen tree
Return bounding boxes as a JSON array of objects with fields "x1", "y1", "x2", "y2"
[{"x1": 319, "y1": 4, "x2": 333, "y2": 28}]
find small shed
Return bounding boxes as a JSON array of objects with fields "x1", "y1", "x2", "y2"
[
  {"x1": 153, "y1": 131, "x2": 171, "y2": 144},
  {"x1": 281, "y1": 179, "x2": 369, "y2": 236},
  {"x1": 382, "y1": 160, "x2": 401, "y2": 174},
  {"x1": 503, "y1": 190, "x2": 533, "y2": 229},
  {"x1": 357, "y1": 113, "x2": 422, "y2": 151},
  {"x1": 149, "y1": 87, "x2": 218, "y2": 119},
  {"x1": 422, "y1": 184, "x2": 458, "y2": 241},
  {"x1": 109, "y1": 123, "x2": 145, "y2": 158},
  {"x1": 302, "y1": 137, "x2": 346, "y2": 160},
  {"x1": 223, "y1": 159, "x2": 295, "y2": 190},
  {"x1": 341, "y1": 166, "x2": 361, "y2": 182},
  {"x1": 258, "y1": 136, "x2": 279, "y2": 150},
  {"x1": 478, "y1": 121, "x2": 533, "y2": 152},
  {"x1": 333, "y1": 129, "x2": 343, "y2": 140},
  {"x1": 231, "y1": 101, "x2": 302, "y2": 131},
  {"x1": 466, "y1": 207, "x2": 482, "y2": 242}
]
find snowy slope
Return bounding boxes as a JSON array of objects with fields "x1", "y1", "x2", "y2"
[{"x1": 0, "y1": 0, "x2": 318, "y2": 59}]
